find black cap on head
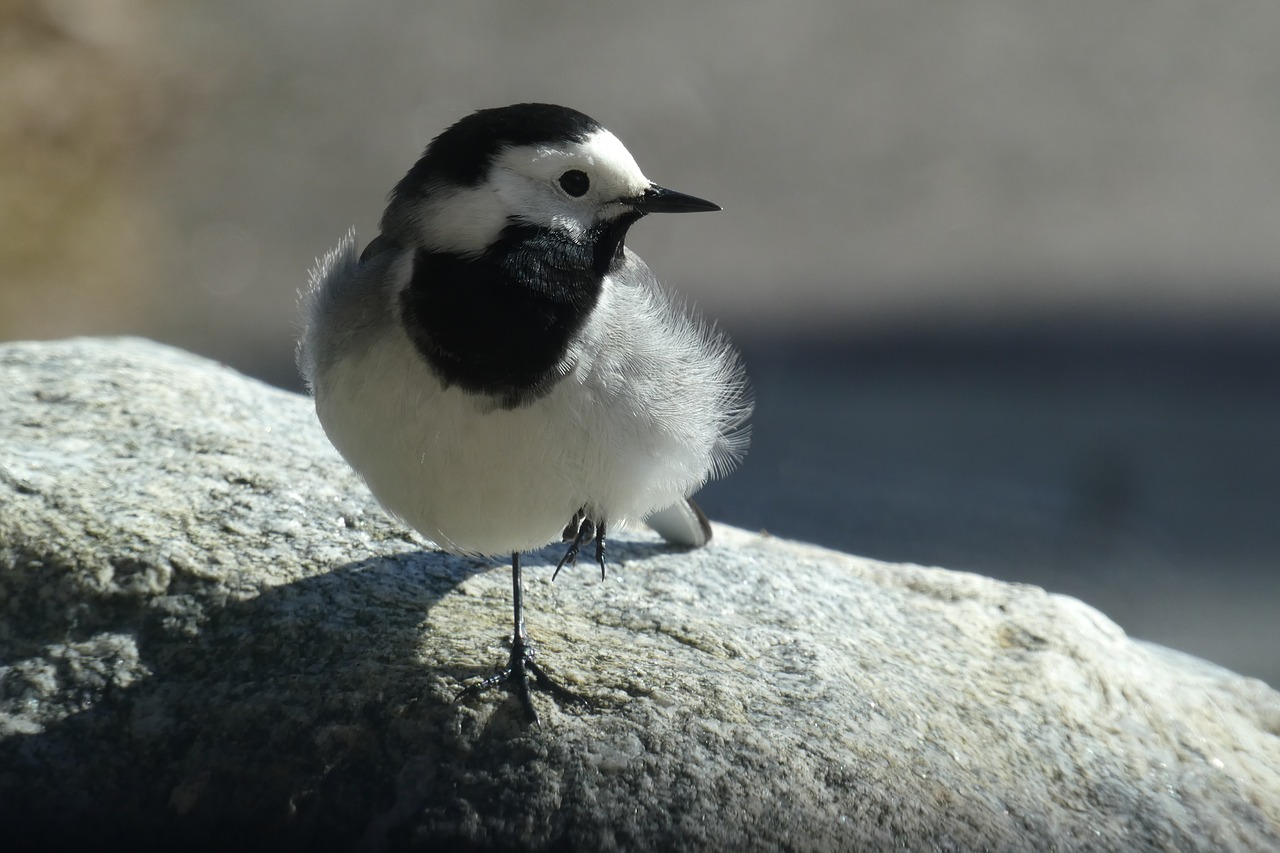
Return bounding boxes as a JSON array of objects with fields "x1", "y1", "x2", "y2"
[{"x1": 385, "y1": 104, "x2": 604, "y2": 222}]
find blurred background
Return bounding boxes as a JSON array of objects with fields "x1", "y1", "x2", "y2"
[{"x1": 3, "y1": 0, "x2": 1277, "y2": 684}]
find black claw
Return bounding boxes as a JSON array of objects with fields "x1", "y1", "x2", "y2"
[
  {"x1": 593, "y1": 521, "x2": 607, "y2": 581},
  {"x1": 554, "y1": 514, "x2": 608, "y2": 582},
  {"x1": 552, "y1": 543, "x2": 579, "y2": 582},
  {"x1": 553, "y1": 514, "x2": 593, "y2": 581}
]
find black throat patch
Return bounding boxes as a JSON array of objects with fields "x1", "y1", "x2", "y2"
[{"x1": 399, "y1": 215, "x2": 638, "y2": 409}]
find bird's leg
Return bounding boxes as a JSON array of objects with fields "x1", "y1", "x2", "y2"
[
  {"x1": 553, "y1": 512, "x2": 595, "y2": 581},
  {"x1": 456, "y1": 551, "x2": 582, "y2": 724}
]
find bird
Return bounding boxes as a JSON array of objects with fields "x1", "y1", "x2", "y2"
[{"x1": 298, "y1": 103, "x2": 751, "y2": 723}]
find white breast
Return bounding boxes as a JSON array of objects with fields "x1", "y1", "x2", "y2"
[{"x1": 312, "y1": 285, "x2": 724, "y2": 556}]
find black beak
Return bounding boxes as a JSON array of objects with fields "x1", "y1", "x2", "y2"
[{"x1": 630, "y1": 183, "x2": 721, "y2": 214}]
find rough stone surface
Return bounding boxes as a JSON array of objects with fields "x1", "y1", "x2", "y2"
[{"x1": 1, "y1": 336, "x2": 1278, "y2": 851}]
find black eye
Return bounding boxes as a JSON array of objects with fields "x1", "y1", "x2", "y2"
[{"x1": 558, "y1": 169, "x2": 590, "y2": 197}]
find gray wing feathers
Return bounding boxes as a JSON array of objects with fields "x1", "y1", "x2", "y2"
[
  {"x1": 297, "y1": 229, "x2": 360, "y2": 389},
  {"x1": 297, "y1": 230, "x2": 404, "y2": 391}
]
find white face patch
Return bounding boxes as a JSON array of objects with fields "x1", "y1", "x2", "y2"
[
  {"x1": 487, "y1": 129, "x2": 653, "y2": 239},
  {"x1": 409, "y1": 182, "x2": 509, "y2": 257}
]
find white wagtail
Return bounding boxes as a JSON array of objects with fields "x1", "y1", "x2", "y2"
[{"x1": 298, "y1": 103, "x2": 751, "y2": 722}]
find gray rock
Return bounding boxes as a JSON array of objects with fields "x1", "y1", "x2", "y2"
[{"x1": 1, "y1": 336, "x2": 1277, "y2": 852}]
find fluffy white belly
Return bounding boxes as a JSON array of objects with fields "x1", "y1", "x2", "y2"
[{"x1": 314, "y1": 328, "x2": 708, "y2": 556}]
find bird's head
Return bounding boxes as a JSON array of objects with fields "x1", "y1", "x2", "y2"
[{"x1": 381, "y1": 103, "x2": 719, "y2": 258}]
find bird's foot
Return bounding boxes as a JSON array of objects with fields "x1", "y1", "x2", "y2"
[
  {"x1": 456, "y1": 634, "x2": 583, "y2": 724},
  {"x1": 554, "y1": 513, "x2": 607, "y2": 581}
]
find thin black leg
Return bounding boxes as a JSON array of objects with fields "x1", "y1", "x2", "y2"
[
  {"x1": 511, "y1": 550, "x2": 525, "y2": 643},
  {"x1": 456, "y1": 551, "x2": 583, "y2": 724},
  {"x1": 508, "y1": 551, "x2": 534, "y2": 718}
]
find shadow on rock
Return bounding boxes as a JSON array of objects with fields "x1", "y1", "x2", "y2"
[
  {"x1": 1, "y1": 532, "x2": 699, "y2": 852},
  {"x1": 2, "y1": 550, "x2": 483, "y2": 851}
]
